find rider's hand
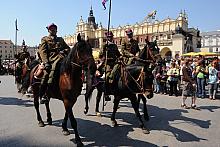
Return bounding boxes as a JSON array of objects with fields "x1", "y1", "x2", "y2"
[
  {"x1": 44, "y1": 63, "x2": 52, "y2": 72},
  {"x1": 119, "y1": 56, "x2": 123, "y2": 60},
  {"x1": 59, "y1": 50, "x2": 64, "y2": 54},
  {"x1": 133, "y1": 56, "x2": 138, "y2": 60}
]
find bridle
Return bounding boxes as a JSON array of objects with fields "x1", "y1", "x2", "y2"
[
  {"x1": 146, "y1": 45, "x2": 156, "y2": 62},
  {"x1": 120, "y1": 60, "x2": 152, "y2": 95},
  {"x1": 70, "y1": 42, "x2": 93, "y2": 68},
  {"x1": 120, "y1": 43, "x2": 156, "y2": 94}
]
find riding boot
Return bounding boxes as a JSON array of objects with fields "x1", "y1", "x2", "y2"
[
  {"x1": 109, "y1": 64, "x2": 119, "y2": 84},
  {"x1": 39, "y1": 84, "x2": 49, "y2": 104}
]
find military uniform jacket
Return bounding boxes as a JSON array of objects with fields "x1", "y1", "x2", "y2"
[
  {"x1": 39, "y1": 35, "x2": 70, "y2": 64},
  {"x1": 103, "y1": 41, "x2": 121, "y2": 64},
  {"x1": 17, "y1": 51, "x2": 30, "y2": 62},
  {"x1": 121, "y1": 39, "x2": 140, "y2": 57}
]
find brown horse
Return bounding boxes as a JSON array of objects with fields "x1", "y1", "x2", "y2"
[
  {"x1": 30, "y1": 34, "x2": 96, "y2": 147},
  {"x1": 15, "y1": 58, "x2": 30, "y2": 93},
  {"x1": 84, "y1": 40, "x2": 158, "y2": 134}
]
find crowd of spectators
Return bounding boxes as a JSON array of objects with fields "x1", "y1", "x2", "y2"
[{"x1": 152, "y1": 55, "x2": 219, "y2": 109}]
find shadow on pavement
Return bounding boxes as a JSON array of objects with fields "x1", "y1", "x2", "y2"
[
  {"x1": 0, "y1": 97, "x2": 33, "y2": 107},
  {"x1": 52, "y1": 118, "x2": 157, "y2": 147},
  {"x1": 110, "y1": 101, "x2": 211, "y2": 143},
  {"x1": 198, "y1": 105, "x2": 220, "y2": 112}
]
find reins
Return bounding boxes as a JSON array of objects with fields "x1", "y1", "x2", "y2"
[{"x1": 120, "y1": 60, "x2": 145, "y2": 94}]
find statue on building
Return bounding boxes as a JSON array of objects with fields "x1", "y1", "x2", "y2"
[
  {"x1": 175, "y1": 24, "x2": 183, "y2": 34},
  {"x1": 184, "y1": 36, "x2": 193, "y2": 53}
]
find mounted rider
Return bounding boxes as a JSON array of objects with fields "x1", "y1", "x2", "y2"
[
  {"x1": 121, "y1": 28, "x2": 140, "y2": 65},
  {"x1": 38, "y1": 23, "x2": 70, "y2": 104},
  {"x1": 15, "y1": 41, "x2": 30, "y2": 92},
  {"x1": 102, "y1": 31, "x2": 121, "y2": 82},
  {"x1": 16, "y1": 41, "x2": 30, "y2": 69},
  {"x1": 109, "y1": 29, "x2": 141, "y2": 83}
]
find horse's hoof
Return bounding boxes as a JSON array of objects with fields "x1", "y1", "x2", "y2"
[
  {"x1": 112, "y1": 120, "x2": 118, "y2": 127},
  {"x1": 47, "y1": 120, "x2": 52, "y2": 125},
  {"x1": 38, "y1": 121, "x2": 45, "y2": 127},
  {"x1": 142, "y1": 128, "x2": 150, "y2": 134},
  {"x1": 84, "y1": 108, "x2": 88, "y2": 115},
  {"x1": 62, "y1": 130, "x2": 70, "y2": 136},
  {"x1": 76, "y1": 140, "x2": 84, "y2": 147},
  {"x1": 144, "y1": 115, "x2": 149, "y2": 121},
  {"x1": 96, "y1": 112, "x2": 101, "y2": 117}
]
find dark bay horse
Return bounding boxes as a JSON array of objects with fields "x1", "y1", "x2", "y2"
[
  {"x1": 84, "y1": 41, "x2": 158, "y2": 134},
  {"x1": 136, "y1": 40, "x2": 159, "y2": 121},
  {"x1": 30, "y1": 34, "x2": 96, "y2": 146}
]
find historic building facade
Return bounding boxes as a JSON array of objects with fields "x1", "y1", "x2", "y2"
[
  {"x1": 200, "y1": 30, "x2": 220, "y2": 53},
  {"x1": 0, "y1": 40, "x2": 15, "y2": 60},
  {"x1": 0, "y1": 40, "x2": 36, "y2": 61},
  {"x1": 64, "y1": 8, "x2": 201, "y2": 59}
]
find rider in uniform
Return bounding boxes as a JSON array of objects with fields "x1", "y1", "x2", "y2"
[
  {"x1": 121, "y1": 28, "x2": 140, "y2": 65},
  {"x1": 16, "y1": 44, "x2": 30, "y2": 69},
  {"x1": 38, "y1": 23, "x2": 70, "y2": 104},
  {"x1": 15, "y1": 43, "x2": 30, "y2": 92},
  {"x1": 102, "y1": 31, "x2": 121, "y2": 83}
]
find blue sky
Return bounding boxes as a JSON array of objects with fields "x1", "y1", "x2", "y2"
[{"x1": 0, "y1": 0, "x2": 219, "y2": 46}]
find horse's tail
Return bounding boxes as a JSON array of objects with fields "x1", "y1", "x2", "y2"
[
  {"x1": 85, "y1": 85, "x2": 94, "y2": 102},
  {"x1": 84, "y1": 74, "x2": 94, "y2": 102}
]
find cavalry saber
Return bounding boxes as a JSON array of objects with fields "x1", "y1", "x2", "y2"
[
  {"x1": 103, "y1": 0, "x2": 112, "y2": 111},
  {"x1": 103, "y1": 50, "x2": 108, "y2": 111},
  {"x1": 135, "y1": 57, "x2": 155, "y2": 63}
]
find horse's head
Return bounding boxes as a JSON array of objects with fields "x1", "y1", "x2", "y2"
[
  {"x1": 137, "y1": 40, "x2": 160, "y2": 99},
  {"x1": 65, "y1": 34, "x2": 96, "y2": 74},
  {"x1": 68, "y1": 34, "x2": 92, "y2": 65},
  {"x1": 143, "y1": 70, "x2": 154, "y2": 99},
  {"x1": 139, "y1": 40, "x2": 160, "y2": 62}
]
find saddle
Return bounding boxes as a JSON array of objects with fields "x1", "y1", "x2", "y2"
[{"x1": 33, "y1": 64, "x2": 44, "y2": 79}]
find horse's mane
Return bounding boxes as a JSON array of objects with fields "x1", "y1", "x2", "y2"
[
  {"x1": 139, "y1": 45, "x2": 147, "y2": 60},
  {"x1": 60, "y1": 45, "x2": 76, "y2": 74}
]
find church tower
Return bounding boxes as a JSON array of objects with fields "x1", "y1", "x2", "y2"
[{"x1": 88, "y1": 6, "x2": 97, "y2": 29}]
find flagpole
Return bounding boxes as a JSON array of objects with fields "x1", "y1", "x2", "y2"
[
  {"x1": 107, "y1": 0, "x2": 112, "y2": 34},
  {"x1": 14, "y1": 19, "x2": 18, "y2": 84},
  {"x1": 103, "y1": 0, "x2": 112, "y2": 111},
  {"x1": 15, "y1": 19, "x2": 18, "y2": 55}
]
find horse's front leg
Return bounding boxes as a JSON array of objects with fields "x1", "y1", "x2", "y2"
[
  {"x1": 137, "y1": 94, "x2": 141, "y2": 110},
  {"x1": 62, "y1": 111, "x2": 70, "y2": 136},
  {"x1": 45, "y1": 99, "x2": 52, "y2": 125},
  {"x1": 138, "y1": 94, "x2": 149, "y2": 121},
  {"x1": 64, "y1": 99, "x2": 83, "y2": 147},
  {"x1": 33, "y1": 85, "x2": 44, "y2": 127},
  {"x1": 130, "y1": 96, "x2": 150, "y2": 134},
  {"x1": 111, "y1": 96, "x2": 120, "y2": 127},
  {"x1": 84, "y1": 87, "x2": 94, "y2": 115}
]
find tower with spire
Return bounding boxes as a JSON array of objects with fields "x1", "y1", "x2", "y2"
[{"x1": 88, "y1": 6, "x2": 97, "y2": 29}]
